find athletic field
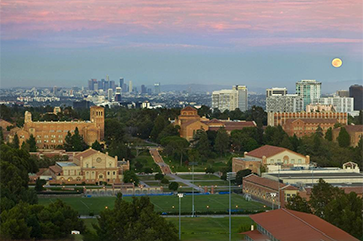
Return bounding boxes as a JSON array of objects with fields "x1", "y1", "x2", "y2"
[{"x1": 38, "y1": 194, "x2": 267, "y2": 215}]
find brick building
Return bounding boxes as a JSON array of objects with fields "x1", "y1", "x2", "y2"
[
  {"x1": 174, "y1": 106, "x2": 256, "y2": 141},
  {"x1": 267, "y1": 112, "x2": 347, "y2": 127},
  {"x1": 8, "y1": 106, "x2": 104, "y2": 149},
  {"x1": 242, "y1": 174, "x2": 298, "y2": 208},
  {"x1": 333, "y1": 125, "x2": 363, "y2": 147},
  {"x1": 283, "y1": 118, "x2": 337, "y2": 137}
]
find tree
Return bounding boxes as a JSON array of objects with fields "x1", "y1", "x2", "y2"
[
  {"x1": 168, "y1": 182, "x2": 179, "y2": 192},
  {"x1": 235, "y1": 169, "x2": 252, "y2": 185},
  {"x1": 150, "y1": 115, "x2": 168, "y2": 141},
  {"x1": 104, "y1": 119, "x2": 125, "y2": 145},
  {"x1": 279, "y1": 135, "x2": 293, "y2": 150},
  {"x1": 91, "y1": 140, "x2": 102, "y2": 151},
  {"x1": 123, "y1": 170, "x2": 139, "y2": 186},
  {"x1": 63, "y1": 131, "x2": 73, "y2": 151},
  {"x1": 161, "y1": 177, "x2": 170, "y2": 185},
  {"x1": 214, "y1": 128, "x2": 230, "y2": 155},
  {"x1": 143, "y1": 167, "x2": 153, "y2": 174},
  {"x1": 26, "y1": 134, "x2": 37, "y2": 152},
  {"x1": 154, "y1": 172, "x2": 164, "y2": 180},
  {"x1": 325, "y1": 127, "x2": 333, "y2": 141},
  {"x1": 157, "y1": 124, "x2": 179, "y2": 143},
  {"x1": 34, "y1": 178, "x2": 46, "y2": 192},
  {"x1": 315, "y1": 125, "x2": 323, "y2": 138},
  {"x1": 337, "y1": 127, "x2": 350, "y2": 148},
  {"x1": 71, "y1": 127, "x2": 88, "y2": 151},
  {"x1": 12, "y1": 134, "x2": 20, "y2": 149},
  {"x1": 285, "y1": 194, "x2": 312, "y2": 213},
  {"x1": 205, "y1": 167, "x2": 215, "y2": 176},
  {"x1": 161, "y1": 136, "x2": 189, "y2": 166},
  {"x1": 194, "y1": 130, "x2": 211, "y2": 159},
  {"x1": 91, "y1": 193, "x2": 178, "y2": 241}
]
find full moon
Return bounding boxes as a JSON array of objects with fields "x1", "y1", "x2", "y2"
[{"x1": 332, "y1": 58, "x2": 343, "y2": 68}]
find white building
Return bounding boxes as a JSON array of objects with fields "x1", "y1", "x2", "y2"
[
  {"x1": 107, "y1": 88, "x2": 113, "y2": 101},
  {"x1": 296, "y1": 80, "x2": 321, "y2": 108},
  {"x1": 266, "y1": 94, "x2": 304, "y2": 113},
  {"x1": 266, "y1": 87, "x2": 287, "y2": 97},
  {"x1": 317, "y1": 96, "x2": 354, "y2": 113},
  {"x1": 212, "y1": 85, "x2": 248, "y2": 112}
]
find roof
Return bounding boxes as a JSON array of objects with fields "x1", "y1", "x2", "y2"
[
  {"x1": 183, "y1": 119, "x2": 202, "y2": 127},
  {"x1": 343, "y1": 125, "x2": 363, "y2": 132},
  {"x1": 246, "y1": 145, "x2": 288, "y2": 159},
  {"x1": 243, "y1": 174, "x2": 293, "y2": 191},
  {"x1": 181, "y1": 106, "x2": 197, "y2": 112},
  {"x1": 250, "y1": 209, "x2": 359, "y2": 241},
  {"x1": 49, "y1": 165, "x2": 62, "y2": 174},
  {"x1": 74, "y1": 148, "x2": 99, "y2": 160},
  {"x1": 285, "y1": 118, "x2": 337, "y2": 125},
  {"x1": 242, "y1": 230, "x2": 270, "y2": 241},
  {"x1": 56, "y1": 162, "x2": 77, "y2": 167}
]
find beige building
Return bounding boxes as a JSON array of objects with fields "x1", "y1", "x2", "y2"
[
  {"x1": 232, "y1": 145, "x2": 310, "y2": 174},
  {"x1": 44, "y1": 148, "x2": 129, "y2": 184},
  {"x1": 8, "y1": 106, "x2": 104, "y2": 149}
]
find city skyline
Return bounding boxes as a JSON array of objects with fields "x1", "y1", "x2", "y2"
[{"x1": 1, "y1": 0, "x2": 362, "y2": 89}]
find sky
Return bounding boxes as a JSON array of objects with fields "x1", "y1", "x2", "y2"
[{"x1": 1, "y1": 0, "x2": 362, "y2": 92}]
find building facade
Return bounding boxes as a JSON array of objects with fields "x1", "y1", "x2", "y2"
[
  {"x1": 212, "y1": 85, "x2": 248, "y2": 112},
  {"x1": 266, "y1": 94, "x2": 304, "y2": 113},
  {"x1": 317, "y1": 96, "x2": 354, "y2": 113},
  {"x1": 336, "y1": 90, "x2": 349, "y2": 97},
  {"x1": 174, "y1": 106, "x2": 256, "y2": 141},
  {"x1": 296, "y1": 79, "x2": 321, "y2": 108},
  {"x1": 267, "y1": 112, "x2": 347, "y2": 127},
  {"x1": 32, "y1": 148, "x2": 130, "y2": 184},
  {"x1": 283, "y1": 118, "x2": 336, "y2": 137},
  {"x1": 349, "y1": 84, "x2": 363, "y2": 110},
  {"x1": 332, "y1": 125, "x2": 363, "y2": 147},
  {"x1": 266, "y1": 87, "x2": 287, "y2": 97},
  {"x1": 8, "y1": 106, "x2": 104, "y2": 149}
]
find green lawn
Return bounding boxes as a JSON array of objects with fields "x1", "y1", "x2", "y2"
[
  {"x1": 177, "y1": 174, "x2": 221, "y2": 180},
  {"x1": 38, "y1": 194, "x2": 268, "y2": 215},
  {"x1": 191, "y1": 180, "x2": 229, "y2": 187},
  {"x1": 83, "y1": 217, "x2": 253, "y2": 241}
]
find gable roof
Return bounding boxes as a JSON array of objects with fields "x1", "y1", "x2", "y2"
[
  {"x1": 181, "y1": 106, "x2": 197, "y2": 112},
  {"x1": 249, "y1": 209, "x2": 359, "y2": 241},
  {"x1": 246, "y1": 145, "x2": 306, "y2": 159},
  {"x1": 344, "y1": 125, "x2": 363, "y2": 132},
  {"x1": 74, "y1": 148, "x2": 99, "y2": 160},
  {"x1": 243, "y1": 174, "x2": 292, "y2": 191}
]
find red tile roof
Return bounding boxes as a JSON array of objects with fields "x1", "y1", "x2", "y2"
[
  {"x1": 49, "y1": 165, "x2": 62, "y2": 174},
  {"x1": 250, "y1": 209, "x2": 359, "y2": 241},
  {"x1": 246, "y1": 145, "x2": 287, "y2": 159},
  {"x1": 344, "y1": 125, "x2": 363, "y2": 132},
  {"x1": 242, "y1": 230, "x2": 270, "y2": 241},
  {"x1": 243, "y1": 174, "x2": 292, "y2": 191},
  {"x1": 74, "y1": 148, "x2": 99, "y2": 160},
  {"x1": 181, "y1": 106, "x2": 197, "y2": 112}
]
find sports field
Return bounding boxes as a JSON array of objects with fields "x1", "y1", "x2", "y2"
[
  {"x1": 84, "y1": 216, "x2": 253, "y2": 241},
  {"x1": 38, "y1": 194, "x2": 267, "y2": 215}
]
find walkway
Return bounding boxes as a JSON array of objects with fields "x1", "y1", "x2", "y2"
[
  {"x1": 167, "y1": 174, "x2": 204, "y2": 192},
  {"x1": 149, "y1": 147, "x2": 172, "y2": 174}
]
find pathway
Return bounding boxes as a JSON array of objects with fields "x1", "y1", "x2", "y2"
[
  {"x1": 167, "y1": 174, "x2": 204, "y2": 192},
  {"x1": 149, "y1": 147, "x2": 172, "y2": 174}
]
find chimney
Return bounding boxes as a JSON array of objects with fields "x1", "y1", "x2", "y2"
[{"x1": 251, "y1": 225, "x2": 254, "y2": 231}]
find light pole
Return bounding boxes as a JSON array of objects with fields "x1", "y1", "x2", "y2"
[
  {"x1": 227, "y1": 172, "x2": 236, "y2": 241},
  {"x1": 270, "y1": 192, "x2": 277, "y2": 210},
  {"x1": 178, "y1": 193, "x2": 184, "y2": 240},
  {"x1": 190, "y1": 162, "x2": 197, "y2": 217}
]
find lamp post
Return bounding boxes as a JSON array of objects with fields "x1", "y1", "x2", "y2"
[
  {"x1": 177, "y1": 193, "x2": 184, "y2": 240},
  {"x1": 227, "y1": 172, "x2": 236, "y2": 241},
  {"x1": 190, "y1": 162, "x2": 197, "y2": 217},
  {"x1": 270, "y1": 192, "x2": 277, "y2": 210}
]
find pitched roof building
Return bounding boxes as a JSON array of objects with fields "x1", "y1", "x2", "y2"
[
  {"x1": 332, "y1": 125, "x2": 363, "y2": 147},
  {"x1": 243, "y1": 209, "x2": 359, "y2": 241}
]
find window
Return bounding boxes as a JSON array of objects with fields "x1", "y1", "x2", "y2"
[
  {"x1": 298, "y1": 159, "x2": 302, "y2": 164},
  {"x1": 58, "y1": 135, "x2": 63, "y2": 138},
  {"x1": 58, "y1": 140, "x2": 63, "y2": 143},
  {"x1": 44, "y1": 135, "x2": 49, "y2": 138},
  {"x1": 51, "y1": 140, "x2": 55, "y2": 143},
  {"x1": 108, "y1": 172, "x2": 110, "y2": 175},
  {"x1": 113, "y1": 172, "x2": 115, "y2": 175}
]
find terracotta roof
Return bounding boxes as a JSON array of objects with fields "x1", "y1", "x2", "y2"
[
  {"x1": 205, "y1": 118, "x2": 224, "y2": 124},
  {"x1": 246, "y1": 145, "x2": 287, "y2": 159},
  {"x1": 286, "y1": 118, "x2": 337, "y2": 124},
  {"x1": 183, "y1": 119, "x2": 202, "y2": 127},
  {"x1": 181, "y1": 106, "x2": 197, "y2": 112},
  {"x1": 250, "y1": 209, "x2": 359, "y2": 241},
  {"x1": 49, "y1": 165, "x2": 62, "y2": 174},
  {"x1": 242, "y1": 230, "x2": 270, "y2": 241},
  {"x1": 243, "y1": 174, "x2": 291, "y2": 191},
  {"x1": 74, "y1": 148, "x2": 99, "y2": 160},
  {"x1": 344, "y1": 125, "x2": 363, "y2": 132}
]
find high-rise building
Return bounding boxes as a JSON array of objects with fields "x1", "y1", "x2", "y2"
[
  {"x1": 336, "y1": 90, "x2": 349, "y2": 97},
  {"x1": 53, "y1": 86, "x2": 58, "y2": 96},
  {"x1": 233, "y1": 85, "x2": 248, "y2": 111},
  {"x1": 349, "y1": 84, "x2": 363, "y2": 110},
  {"x1": 266, "y1": 87, "x2": 287, "y2": 97},
  {"x1": 141, "y1": 85, "x2": 147, "y2": 94},
  {"x1": 119, "y1": 78, "x2": 124, "y2": 90},
  {"x1": 154, "y1": 83, "x2": 161, "y2": 94},
  {"x1": 115, "y1": 87, "x2": 122, "y2": 102},
  {"x1": 88, "y1": 79, "x2": 97, "y2": 90},
  {"x1": 107, "y1": 88, "x2": 113, "y2": 101},
  {"x1": 296, "y1": 80, "x2": 321, "y2": 108},
  {"x1": 266, "y1": 94, "x2": 304, "y2": 113},
  {"x1": 93, "y1": 82, "x2": 99, "y2": 91},
  {"x1": 109, "y1": 80, "x2": 116, "y2": 91},
  {"x1": 212, "y1": 85, "x2": 248, "y2": 112},
  {"x1": 317, "y1": 97, "x2": 354, "y2": 113},
  {"x1": 129, "y1": 81, "x2": 133, "y2": 93}
]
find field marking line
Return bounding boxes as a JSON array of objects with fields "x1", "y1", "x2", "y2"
[{"x1": 80, "y1": 200, "x2": 90, "y2": 209}]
